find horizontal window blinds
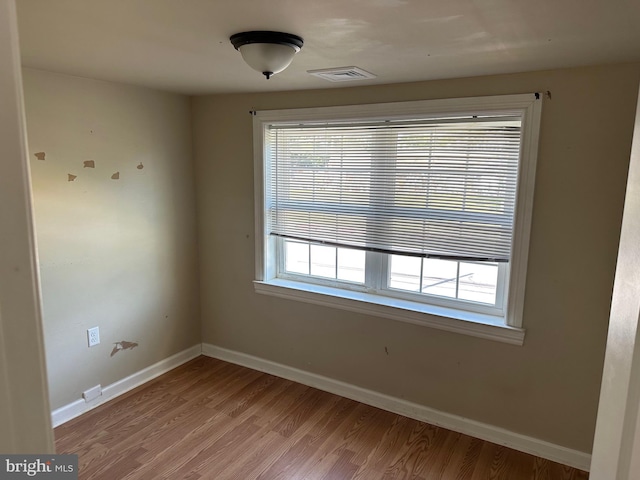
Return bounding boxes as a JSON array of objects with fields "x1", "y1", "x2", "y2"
[{"x1": 266, "y1": 116, "x2": 522, "y2": 262}]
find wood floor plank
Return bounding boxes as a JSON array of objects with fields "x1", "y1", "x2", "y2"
[
  {"x1": 80, "y1": 445, "x2": 147, "y2": 480},
  {"x1": 487, "y1": 445, "x2": 512, "y2": 480},
  {"x1": 326, "y1": 403, "x2": 398, "y2": 467},
  {"x1": 254, "y1": 399, "x2": 356, "y2": 480},
  {"x1": 320, "y1": 449, "x2": 360, "y2": 480},
  {"x1": 365, "y1": 415, "x2": 421, "y2": 474},
  {"x1": 175, "y1": 422, "x2": 275, "y2": 479},
  {"x1": 272, "y1": 397, "x2": 361, "y2": 480},
  {"x1": 454, "y1": 437, "x2": 485, "y2": 480},
  {"x1": 224, "y1": 395, "x2": 353, "y2": 480},
  {"x1": 212, "y1": 374, "x2": 279, "y2": 418},
  {"x1": 429, "y1": 430, "x2": 476, "y2": 479},
  {"x1": 240, "y1": 381, "x2": 311, "y2": 429},
  {"x1": 270, "y1": 387, "x2": 334, "y2": 438},
  {"x1": 300, "y1": 452, "x2": 350, "y2": 480},
  {"x1": 216, "y1": 430, "x2": 292, "y2": 480},
  {"x1": 469, "y1": 441, "x2": 501, "y2": 480},
  {"x1": 144, "y1": 415, "x2": 262, "y2": 479},
  {"x1": 396, "y1": 424, "x2": 455, "y2": 480},
  {"x1": 254, "y1": 395, "x2": 362, "y2": 479},
  {"x1": 372, "y1": 420, "x2": 435, "y2": 479},
  {"x1": 54, "y1": 356, "x2": 590, "y2": 480}
]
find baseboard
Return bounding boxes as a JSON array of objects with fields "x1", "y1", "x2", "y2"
[
  {"x1": 51, "y1": 344, "x2": 202, "y2": 427},
  {"x1": 202, "y1": 343, "x2": 591, "y2": 472}
]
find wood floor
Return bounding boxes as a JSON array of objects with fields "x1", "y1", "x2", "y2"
[{"x1": 55, "y1": 356, "x2": 589, "y2": 480}]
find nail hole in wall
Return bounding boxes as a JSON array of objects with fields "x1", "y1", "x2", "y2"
[
  {"x1": 137, "y1": 162, "x2": 144, "y2": 170},
  {"x1": 34, "y1": 152, "x2": 46, "y2": 161},
  {"x1": 111, "y1": 172, "x2": 120, "y2": 180},
  {"x1": 83, "y1": 160, "x2": 95, "y2": 168},
  {"x1": 67, "y1": 174, "x2": 77, "y2": 182}
]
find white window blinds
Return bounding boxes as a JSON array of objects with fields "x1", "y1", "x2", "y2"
[{"x1": 265, "y1": 115, "x2": 522, "y2": 262}]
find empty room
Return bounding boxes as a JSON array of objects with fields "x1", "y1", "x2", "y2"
[{"x1": 2, "y1": 0, "x2": 640, "y2": 478}]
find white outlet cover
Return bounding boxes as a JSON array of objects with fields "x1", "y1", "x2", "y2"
[{"x1": 87, "y1": 326, "x2": 100, "y2": 347}]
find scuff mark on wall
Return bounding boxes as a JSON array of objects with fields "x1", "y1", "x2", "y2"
[
  {"x1": 67, "y1": 174, "x2": 77, "y2": 182},
  {"x1": 111, "y1": 172, "x2": 120, "y2": 180},
  {"x1": 83, "y1": 160, "x2": 95, "y2": 168},
  {"x1": 136, "y1": 162, "x2": 144, "y2": 170},
  {"x1": 34, "y1": 152, "x2": 46, "y2": 161},
  {"x1": 110, "y1": 340, "x2": 139, "y2": 357}
]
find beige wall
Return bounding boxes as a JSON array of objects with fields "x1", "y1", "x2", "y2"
[
  {"x1": 23, "y1": 69, "x2": 200, "y2": 410},
  {"x1": 193, "y1": 63, "x2": 640, "y2": 453}
]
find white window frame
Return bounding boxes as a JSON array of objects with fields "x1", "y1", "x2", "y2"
[
  {"x1": 276, "y1": 240, "x2": 509, "y2": 317},
  {"x1": 253, "y1": 94, "x2": 542, "y2": 345}
]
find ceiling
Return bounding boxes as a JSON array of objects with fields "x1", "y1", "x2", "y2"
[{"x1": 16, "y1": 0, "x2": 640, "y2": 95}]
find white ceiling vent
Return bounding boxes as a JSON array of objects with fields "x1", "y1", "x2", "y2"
[{"x1": 307, "y1": 66, "x2": 377, "y2": 82}]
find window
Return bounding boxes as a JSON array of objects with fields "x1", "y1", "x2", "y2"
[{"x1": 253, "y1": 94, "x2": 542, "y2": 345}]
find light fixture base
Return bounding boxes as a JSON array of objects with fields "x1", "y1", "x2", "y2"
[{"x1": 230, "y1": 31, "x2": 303, "y2": 51}]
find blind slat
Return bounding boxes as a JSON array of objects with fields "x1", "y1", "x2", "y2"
[{"x1": 266, "y1": 118, "x2": 522, "y2": 262}]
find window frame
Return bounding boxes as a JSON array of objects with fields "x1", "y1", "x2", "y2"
[
  {"x1": 276, "y1": 238, "x2": 509, "y2": 318},
  {"x1": 253, "y1": 94, "x2": 542, "y2": 345}
]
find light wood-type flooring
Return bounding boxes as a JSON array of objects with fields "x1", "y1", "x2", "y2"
[{"x1": 55, "y1": 356, "x2": 589, "y2": 479}]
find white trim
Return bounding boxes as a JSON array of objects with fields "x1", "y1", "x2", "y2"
[
  {"x1": 253, "y1": 93, "x2": 542, "y2": 124},
  {"x1": 507, "y1": 96, "x2": 542, "y2": 328},
  {"x1": 253, "y1": 111, "x2": 266, "y2": 282},
  {"x1": 202, "y1": 343, "x2": 590, "y2": 472},
  {"x1": 51, "y1": 344, "x2": 202, "y2": 427},
  {"x1": 254, "y1": 280, "x2": 525, "y2": 345}
]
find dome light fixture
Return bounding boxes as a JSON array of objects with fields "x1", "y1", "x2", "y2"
[{"x1": 230, "y1": 31, "x2": 304, "y2": 79}]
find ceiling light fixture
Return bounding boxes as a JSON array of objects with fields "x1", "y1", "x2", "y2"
[{"x1": 230, "y1": 31, "x2": 304, "y2": 79}]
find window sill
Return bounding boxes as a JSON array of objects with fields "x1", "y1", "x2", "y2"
[{"x1": 254, "y1": 279, "x2": 525, "y2": 345}]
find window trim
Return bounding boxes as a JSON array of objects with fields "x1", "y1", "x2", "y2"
[
  {"x1": 253, "y1": 94, "x2": 542, "y2": 345},
  {"x1": 254, "y1": 279, "x2": 525, "y2": 345}
]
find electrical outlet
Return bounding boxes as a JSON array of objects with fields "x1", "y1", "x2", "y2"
[{"x1": 87, "y1": 327, "x2": 100, "y2": 347}]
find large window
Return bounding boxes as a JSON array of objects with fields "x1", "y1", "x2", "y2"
[{"x1": 253, "y1": 94, "x2": 541, "y2": 345}]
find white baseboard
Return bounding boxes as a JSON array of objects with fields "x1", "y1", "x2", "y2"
[
  {"x1": 202, "y1": 343, "x2": 591, "y2": 472},
  {"x1": 51, "y1": 344, "x2": 202, "y2": 428}
]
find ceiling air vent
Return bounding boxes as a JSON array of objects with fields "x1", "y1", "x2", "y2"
[{"x1": 307, "y1": 66, "x2": 376, "y2": 82}]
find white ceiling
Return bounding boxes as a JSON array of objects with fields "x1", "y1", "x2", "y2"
[{"x1": 16, "y1": 0, "x2": 640, "y2": 95}]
